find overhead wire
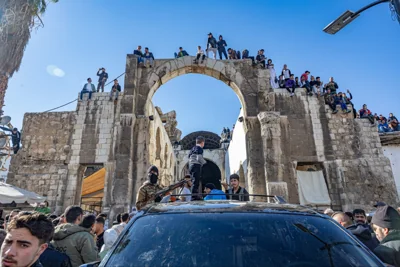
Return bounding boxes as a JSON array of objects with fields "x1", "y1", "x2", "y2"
[{"x1": 43, "y1": 72, "x2": 126, "y2": 112}]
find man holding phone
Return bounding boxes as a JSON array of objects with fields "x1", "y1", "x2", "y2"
[{"x1": 96, "y1": 68, "x2": 108, "y2": 92}]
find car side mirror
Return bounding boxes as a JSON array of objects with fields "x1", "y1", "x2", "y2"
[{"x1": 79, "y1": 261, "x2": 101, "y2": 267}]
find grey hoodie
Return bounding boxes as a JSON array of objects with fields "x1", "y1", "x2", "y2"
[
  {"x1": 188, "y1": 145, "x2": 206, "y2": 166},
  {"x1": 51, "y1": 223, "x2": 99, "y2": 267}
]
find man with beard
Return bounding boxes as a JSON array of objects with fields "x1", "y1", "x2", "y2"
[
  {"x1": 135, "y1": 166, "x2": 165, "y2": 210},
  {"x1": 372, "y1": 205, "x2": 400, "y2": 266},
  {"x1": 1, "y1": 213, "x2": 53, "y2": 267}
]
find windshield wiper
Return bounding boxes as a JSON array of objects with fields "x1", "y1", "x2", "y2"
[
  {"x1": 293, "y1": 223, "x2": 363, "y2": 267},
  {"x1": 294, "y1": 223, "x2": 337, "y2": 267}
]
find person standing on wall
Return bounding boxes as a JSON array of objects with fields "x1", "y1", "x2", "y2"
[
  {"x1": 188, "y1": 136, "x2": 207, "y2": 200},
  {"x1": 206, "y1": 33, "x2": 217, "y2": 59},
  {"x1": 217, "y1": 35, "x2": 228, "y2": 60},
  {"x1": 96, "y1": 67, "x2": 108, "y2": 93}
]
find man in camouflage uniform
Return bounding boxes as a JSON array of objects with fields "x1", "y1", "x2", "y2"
[{"x1": 136, "y1": 165, "x2": 164, "y2": 210}]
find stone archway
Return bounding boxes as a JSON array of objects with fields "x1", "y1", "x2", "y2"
[
  {"x1": 134, "y1": 56, "x2": 265, "y2": 117},
  {"x1": 112, "y1": 55, "x2": 270, "y2": 214}
]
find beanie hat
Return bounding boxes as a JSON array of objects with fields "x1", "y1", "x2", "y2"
[
  {"x1": 204, "y1": 183, "x2": 215, "y2": 190},
  {"x1": 147, "y1": 165, "x2": 159, "y2": 174},
  {"x1": 371, "y1": 205, "x2": 400, "y2": 230}
]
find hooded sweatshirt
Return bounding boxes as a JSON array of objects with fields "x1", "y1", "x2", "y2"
[
  {"x1": 204, "y1": 189, "x2": 227, "y2": 200},
  {"x1": 100, "y1": 228, "x2": 119, "y2": 260},
  {"x1": 346, "y1": 224, "x2": 379, "y2": 251},
  {"x1": 188, "y1": 145, "x2": 207, "y2": 166},
  {"x1": 51, "y1": 223, "x2": 99, "y2": 267}
]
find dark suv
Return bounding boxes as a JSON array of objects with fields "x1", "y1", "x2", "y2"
[{"x1": 83, "y1": 201, "x2": 385, "y2": 267}]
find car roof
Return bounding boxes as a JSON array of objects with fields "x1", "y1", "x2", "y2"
[{"x1": 143, "y1": 201, "x2": 325, "y2": 217}]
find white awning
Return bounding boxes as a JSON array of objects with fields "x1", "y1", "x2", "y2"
[
  {"x1": 297, "y1": 170, "x2": 331, "y2": 206},
  {"x1": 0, "y1": 182, "x2": 46, "y2": 204}
]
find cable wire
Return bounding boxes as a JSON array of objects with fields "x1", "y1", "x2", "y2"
[{"x1": 43, "y1": 72, "x2": 126, "y2": 113}]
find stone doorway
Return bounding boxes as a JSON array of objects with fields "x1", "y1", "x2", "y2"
[{"x1": 181, "y1": 159, "x2": 222, "y2": 193}]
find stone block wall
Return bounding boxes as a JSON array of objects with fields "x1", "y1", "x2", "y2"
[
  {"x1": 257, "y1": 90, "x2": 398, "y2": 210},
  {"x1": 7, "y1": 112, "x2": 75, "y2": 209},
  {"x1": 7, "y1": 92, "x2": 176, "y2": 214}
]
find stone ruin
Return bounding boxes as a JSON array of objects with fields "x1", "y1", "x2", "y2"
[
  {"x1": 6, "y1": 55, "x2": 398, "y2": 220},
  {"x1": 155, "y1": 106, "x2": 182, "y2": 143}
]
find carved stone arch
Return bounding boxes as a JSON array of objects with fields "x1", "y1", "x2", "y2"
[
  {"x1": 164, "y1": 143, "x2": 168, "y2": 168},
  {"x1": 133, "y1": 56, "x2": 266, "y2": 117},
  {"x1": 155, "y1": 127, "x2": 161, "y2": 160}
]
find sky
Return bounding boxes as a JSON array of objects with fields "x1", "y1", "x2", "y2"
[{"x1": 4, "y1": 0, "x2": 400, "y2": 138}]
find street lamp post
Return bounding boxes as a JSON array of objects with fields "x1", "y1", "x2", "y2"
[{"x1": 323, "y1": 0, "x2": 399, "y2": 34}]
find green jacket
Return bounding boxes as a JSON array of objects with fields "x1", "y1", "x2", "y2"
[
  {"x1": 51, "y1": 223, "x2": 99, "y2": 267},
  {"x1": 374, "y1": 229, "x2": 400, "y2": 267},
  {"x1": 34, "y1": 207, "x2": 51, "y2": 214}
]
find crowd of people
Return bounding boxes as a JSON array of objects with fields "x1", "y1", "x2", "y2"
[
  {"x1": 77, "y1": 32, "x2": 399, "y2": 136},
  {"x1": 0, "y1": 135, "x2": 398, "y2": 266},
  {"x1": 0, "y1": 204, "x2": 137, "y2": 267},
  {"x1": 0, "y1": 144, "x2": 251, "y2": 267},
  {"x1": 1, "y1": 171, "x2": 400, "y2": 266},
  {"x1": 325, "y1": 204, "x2": 400, "y2": 266}
]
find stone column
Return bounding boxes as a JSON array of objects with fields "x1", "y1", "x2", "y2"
[
  {"x1": 257, "y1": 111, "x2": 289, "y2": 201},
  {"x1": 131, "y1": 116, "x2": 151, "y2": 205},
  {"x1": 108, "y1": 113, "x2": 135, "y2": 222},
  {"x1": 244, "y1": 116, "x2": 266, "y2": 196},
  {"x1": 106, "y1": 55, "x2": 138, "y2": 221}
]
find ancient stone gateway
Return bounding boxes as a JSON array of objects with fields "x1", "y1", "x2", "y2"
[{"x1": 7, "y1": 55, "x2": 399, "y2": 221}]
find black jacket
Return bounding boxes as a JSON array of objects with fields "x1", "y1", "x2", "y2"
[
  {"x1": 0, "y1": 126, "x2": 21, "y2": 146},
  {"x1": 30, "y1": 261, "x2": 43, "y2": 267},
  {"x1": 40, "y1": 244, "x2": 72, "y2": 267},
  {"x1": 374, "y1": 229, "x2": 400, "y2": 267},
  {"x1": 207, "y1": 37, "x2": 217, "y2": 48},
  {"x1": 225, "y1": 186, "x2": 249, "y2": 201},
  {"x1": 97, "y1": 70, "x2": 108, "y2": 82},
  {"x1": 310, "y1": 80, "x2": 322, "y2": 87},
  {"x1": 347, "y1": 224, "x2": 379, "y2": 251},
  {"x1": 112, "y1": 84, "x2": 121, "y2": 92},
  {"x1": 217, "y1": 39, "x2": 227, "y2": 51}
]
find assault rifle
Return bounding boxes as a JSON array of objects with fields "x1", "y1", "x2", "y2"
[{"x1": 150, "y1": 179, "x2": 188, "y2": 203}]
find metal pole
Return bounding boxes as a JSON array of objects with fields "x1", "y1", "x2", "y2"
[{"x1": 352, "y1": 0, "x2": 390, "y2": 17}]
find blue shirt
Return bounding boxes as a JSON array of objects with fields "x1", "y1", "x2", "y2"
[{"x1": 204, "y1": 189, "x2": 227, "y2": 200}]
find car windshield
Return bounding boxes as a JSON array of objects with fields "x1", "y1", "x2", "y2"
[{"x1": 104, "y1": 213, "x2": 382, "y2": 267}]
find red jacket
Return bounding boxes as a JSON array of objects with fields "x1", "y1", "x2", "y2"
[
  {"x1": 359, "y1": 109, "x2": 371, "y2": 117},
  {"x1": 301, "y1": 73, "x2": 308, "y2": 81}
]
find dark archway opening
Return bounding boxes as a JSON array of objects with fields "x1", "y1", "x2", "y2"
[
  {"x1": 181, "y1": 159, "x2": 222, "y2": 193},
  {"x1": 201, "y1": 160, "x2": 221, "y2": 192}
]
